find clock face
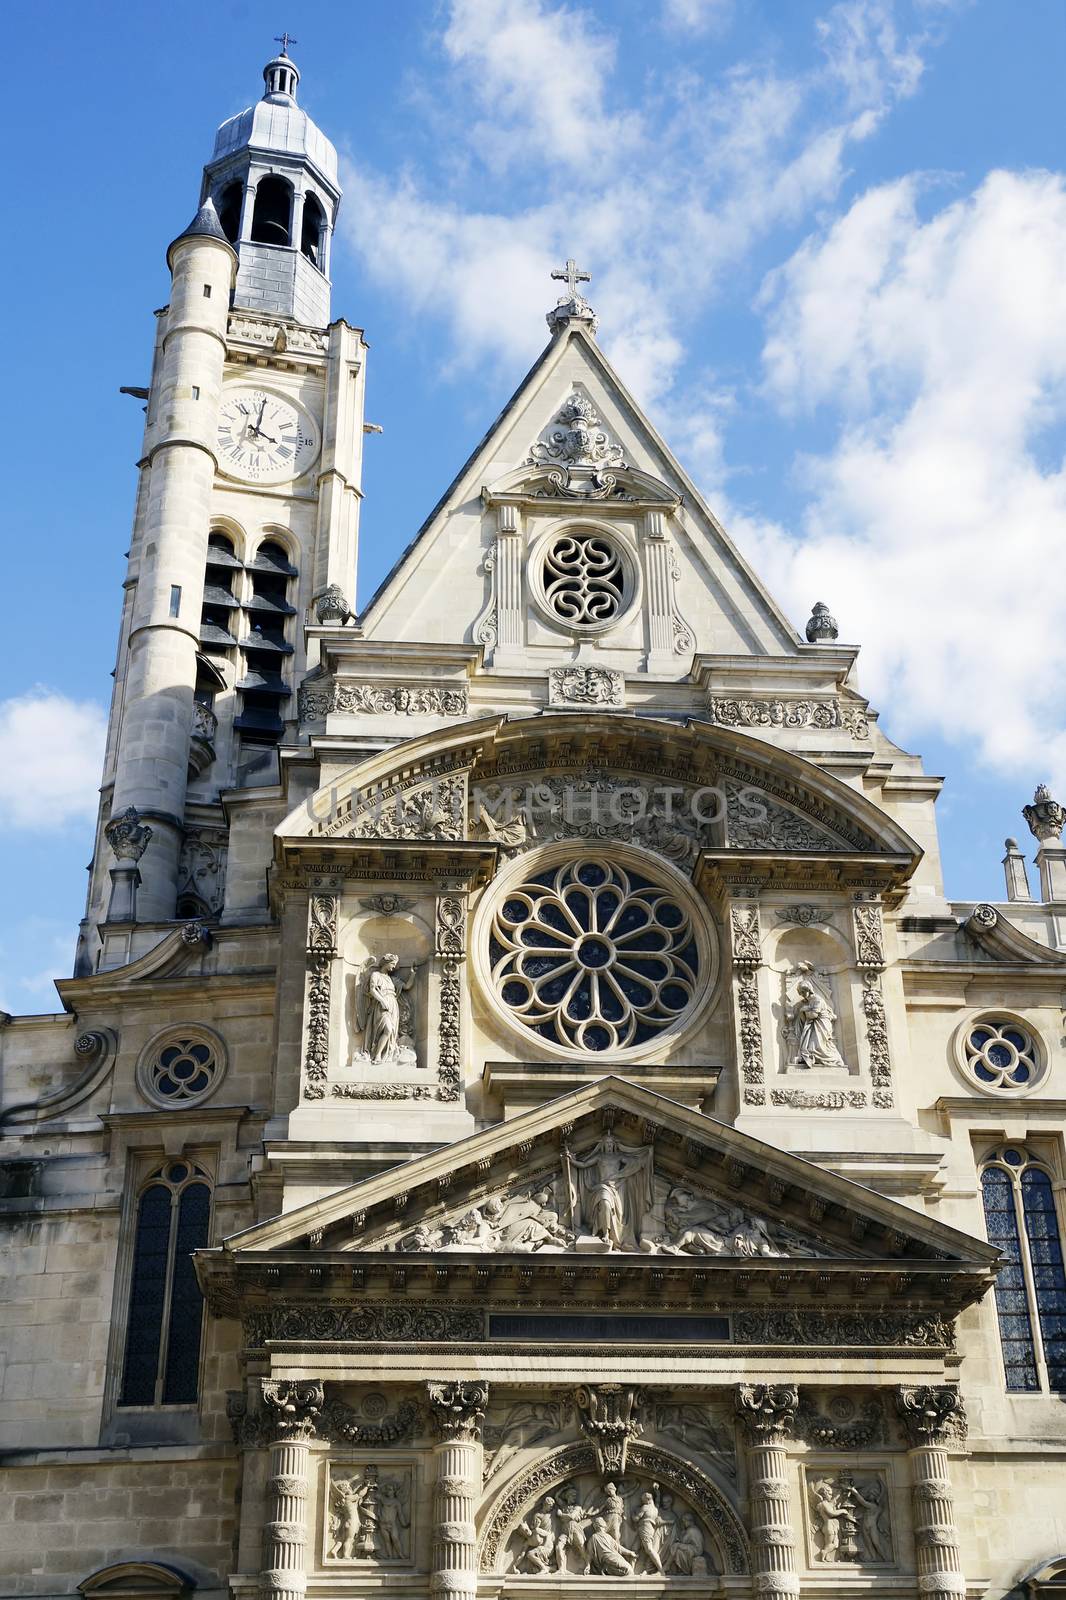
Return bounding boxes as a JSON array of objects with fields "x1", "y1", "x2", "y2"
[{"x1": 215, "y1": 387, "x2": 320, "y2": 484}]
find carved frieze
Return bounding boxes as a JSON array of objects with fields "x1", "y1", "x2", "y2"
[
  {"x1": 711, "y1": 697, "x2": 870, "y2": 741},
  {"x1": 244, "y1": 1305, "x2": 485, "y2": 1346},
  {"x1": 770, "y1": 1088, "x2": 867, "y2": 1111},
  {"x1": 299, "y1": 680, "x2": 469, "y2": 721},
  {"x1": 318, "y1": 1394, "x2": 424, "y2": 1446}
]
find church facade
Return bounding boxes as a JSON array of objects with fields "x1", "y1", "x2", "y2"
[{"x1": 3, "y1": 47, "x2": 1066, "y2": 1600}]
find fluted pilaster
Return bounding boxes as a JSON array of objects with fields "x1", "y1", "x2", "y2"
[
  {"x1": 427, "y1": 1381, "x2": 488, "y2": 1600},
  {"x1": 259, "y1": 1381, "x2": 323, "y2": 1600},
  {"x1": 897, "y1": 1387, "x2": 967, "y2": 1600},
  {"x1": 736, "y1": 1384, "x2": 800, "y2": 1600}
]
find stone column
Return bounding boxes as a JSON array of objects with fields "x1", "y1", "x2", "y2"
[
  {"x1": 427, "y1": 1381, "x2": 488, "y2": 1600},
  {"x1": 896, "y1": 1386, "x2": 967, "y2": 1600},
  {"x1": 260, "y1": 1380, "x2": 324, "y2": 1600},
  {"x1": 735, "y1": 1384, "x2": 800, "y2": 1600}
]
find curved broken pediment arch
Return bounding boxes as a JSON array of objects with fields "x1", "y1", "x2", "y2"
[{"x1": 277, "y1": 712, "x2": 921, "y2": 882}]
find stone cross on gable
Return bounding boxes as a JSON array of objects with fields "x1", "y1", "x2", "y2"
[{"x1": 552, "y1": 258, "x2": 591, "y2": 298}]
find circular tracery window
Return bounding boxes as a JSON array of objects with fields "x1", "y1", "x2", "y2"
[
  {"x1": 487, "y1": 853, "x2": 704, "y2": 1054},
  {"x1": 136, "y1": 1026, "x2": 226, "y2": 1108},
  {"x1": 543, "y1": 531, "x2": 625, "y2": 626},
  {"x1": 963, "y1": 1018, "x2": 1041, "y2": 1092}
]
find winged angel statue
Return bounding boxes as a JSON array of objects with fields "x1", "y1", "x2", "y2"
[{"x1": 347, "y1": 953, "x2": 420, "y2": 1067}]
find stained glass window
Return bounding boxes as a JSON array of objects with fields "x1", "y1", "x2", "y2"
[
  {"x1": 981, "y1": 1149, "x2": 1066, "y2": 1395},
  {"x1": 119, "y1": 1164, "x2": 210, "y2": 1407}
]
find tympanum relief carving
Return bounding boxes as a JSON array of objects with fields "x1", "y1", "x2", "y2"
[
  {"x1": 508, "y1": 1475, "x2": 714, "y2": 1577},
  {"x1": 325, "y1": 1464, "x2": 413, "y2": 1564}
]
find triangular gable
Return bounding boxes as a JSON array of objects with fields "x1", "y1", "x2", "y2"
[
  {"x1": 358, "y1": 323, "x2": 802, "y2": 656},
  {"x1": 212, "y1": 1079, "x2": 994, "y2": 1276}
]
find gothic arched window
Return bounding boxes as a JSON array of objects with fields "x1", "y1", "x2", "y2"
[
  {"x1": 981, "y1": 1146, "x2": 1066, "y2": 1394},
  {"x1": 119, "y1": 1163, "x2": 211, "y2": 1408}
]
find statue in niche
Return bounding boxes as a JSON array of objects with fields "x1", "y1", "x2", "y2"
[
  {"x1": 348, "y1": 952, "x2": 421, "y2": 1066},
  {"x1": 809, "y1": 1474, "x2": 889, "y2": 1564},
  {"x1": 563, "y1": 1134, "x2": 655, "y2": 1250},
  {"x1": 784, "y1": 963, "x2": 848, "y2": 1070}
]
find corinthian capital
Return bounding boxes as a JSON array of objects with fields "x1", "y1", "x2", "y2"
[
  {"x1": 895, "y1": 1385, "x2": 967, "y2": 1447},
  {"x1": 735, "y1": 1383, "x2": 799, "y2": 1444},
  {"x1": 261, "y1": 1379, "x2": 324, "y2": 1440},
  {"x1": 427, "y1": 1380, "x2": 488, "y2": 1442}
]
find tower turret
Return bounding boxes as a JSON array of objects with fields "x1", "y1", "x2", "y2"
[{"x1": 202, "y1": 45, "x2": 340, "y2": 327}]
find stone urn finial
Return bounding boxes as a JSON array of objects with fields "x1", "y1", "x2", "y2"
[
  {"x1": 105, "y1": 805, "x2": 153, "y2": 862},
  {"x1": 805, "y1": 600, "x2": 839, "y2": 643},
  {"x1": 314, "y1": 584, "x2": 354, "y2": 626},
  {"x1": 1023, "y1": 784, "x2": 1065, "y2": 844}
]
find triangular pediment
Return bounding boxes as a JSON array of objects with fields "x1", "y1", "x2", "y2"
[
  {"x1": 358, "y1": 323, "x2": 803, "y2": 655},
  {"x1": 213, "y1": 1080, "x2": 995, "y2": 1280}
]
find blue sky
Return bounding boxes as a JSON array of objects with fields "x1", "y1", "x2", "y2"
[{"x1": 3, "y1": 0, "x2": 1065, "y2": 1013}]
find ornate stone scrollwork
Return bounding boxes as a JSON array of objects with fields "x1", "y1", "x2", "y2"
[
  {"x1": 428, "y1": 1381, "x2": 489, "y2": 1442},
  {"x1": 548, "y1": 665, "x2": 625, "y2": 708},
  {"x1": 735, "y1": 1385, "x2": 798, "y2": 1445},
  {"x1": 261, "y1": 1379, "x2": 325, "y2": 1441},
  {"x1": 895, "y1": 1386, "x2": 967, "y2": 1447},
  {"x1": 573, "y1": 1383, "x2": 646, "y2": 1476},
  {"x1": 105, "y1": 805, "x2": 152, "y2": 861},
  {"x1": 303, "y1": 894, "x2": 337, "y2": 1101}
]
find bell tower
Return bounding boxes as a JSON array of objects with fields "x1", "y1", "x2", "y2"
[
  {"x1": 202, "y1": 42, "x2": 340, "y2": 327},
  {"x1": 84, "y1": 47, "x2": 366, "y2": 971}
]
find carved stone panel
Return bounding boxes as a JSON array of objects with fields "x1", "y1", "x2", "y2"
[
  {"x1": 505, "y1": 1471, "x2": 717, "y2": 1577},
  {"x1": 324, "y1": 1462, "x2": 415, "y2": 1566},
  {"x1": 804, "y1": 1469, "x2": 894, "y2": 1566}
]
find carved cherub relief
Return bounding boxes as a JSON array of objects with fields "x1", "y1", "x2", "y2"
[{"x1": 326, "y1": 1466, "x2": 412, "y2": 1563}]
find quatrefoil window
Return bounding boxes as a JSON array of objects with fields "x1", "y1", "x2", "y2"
[
  {"x1": 136, "y1": 1026, "x2": 226, "y2": 1108},
  {"x1": 488, "y1": 854, "x2": 702, "y2": 1054},
  {"x1": 963, "y1": 1018, "x2": 1042, "y2": 1092}
]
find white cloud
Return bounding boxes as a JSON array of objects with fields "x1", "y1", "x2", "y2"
[
  {"x1": 0, "y1": 690, "x2": 106, "y2": 831},
  {"x1": 752, "y1": 169, "x2": 1066, "y2": 784},
  {"x1": 661, "y1": 0, "x2": 734, "y2": 35},
  {"x1": 341, "y1": 0, "x2": 943, "y2": 416}
]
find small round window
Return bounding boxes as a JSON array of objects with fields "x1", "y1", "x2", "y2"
[
  {"x1": 959, "y1": 1016, "x2": 1043, "y2": 1094},
  {"x1": 136, "y1": 1026, "x2": 227, "y2": 1108},
  {"x1": 529, "y1": 525, "x2": 639, "y2": 636}
]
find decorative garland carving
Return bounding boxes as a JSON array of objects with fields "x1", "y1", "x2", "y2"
[
  {"x1": 770, "y1": 1088, "x2": 867, "y2": 1110},
  {"x1": 731, "y1": 906, "x2": 764, "y2": 1095},
  {"x1": 478, "y1": 1440, "x2": 750, "y2": 1574},
  {"x1": 436, "y1": 894, "x2": 465, "y2": 1103},
  {"x1": 303, "y1": 894, "x2": 337, "y2": 1100},
  {"x1": 795, "y1": 1395, "x2": 885, "y2": 1449},
  {"x1": 318, "y1": 1395, "x2": 424, "y2": 1446}
]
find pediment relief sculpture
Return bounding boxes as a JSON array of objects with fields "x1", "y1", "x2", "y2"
[{"x1": 385, "y1": 1145, "x2": 828, "y2": 1258}]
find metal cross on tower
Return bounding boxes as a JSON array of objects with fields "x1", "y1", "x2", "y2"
[
  {"x1": 274, "y1": 32, "x2": 299, "y2": 54},
  {"x1": 551, "y1": 258, "x2": 591, "y2": 298}
]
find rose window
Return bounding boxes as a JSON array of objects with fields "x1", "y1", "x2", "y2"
[
  {"x1": 964, "y1": 1019, "x2": 1040, "y2": 1091},
  {"x1": 136, "y1": 1027, "x2": 226, "y2": 1108},
  {"x1": 488, "y1": 855, "x2": 700, "y2": 1053},
  {"x1": 542, "y1": 531, "x2": 625, "y2": 626}
]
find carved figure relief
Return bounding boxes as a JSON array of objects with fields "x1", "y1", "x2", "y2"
[
  {"x1": 326, "y1": 1465, "x2": 412, "y2": 1563},
  {"x1": 783, "y1": 965, "x2": 848, "y2": 1071},
  {"x1": 507, "y1": 1474, "x2": 714, "y2": 1577},
  {"x1": 485, "y1": 1399, "x2": 576, "y2": 1483},
  {"x1": 807, "y1": 1472, "x2": 891, "y2": 1564},
  {"x1": 386, "y1": 1167, "x2": 826, "y2": 1258},
  {"x1": 347, "y1": 953, "x2": 421, "y2": 1067},
  {"x1": 471, "y1": 776, "x2": 716, "y2": 869}
]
